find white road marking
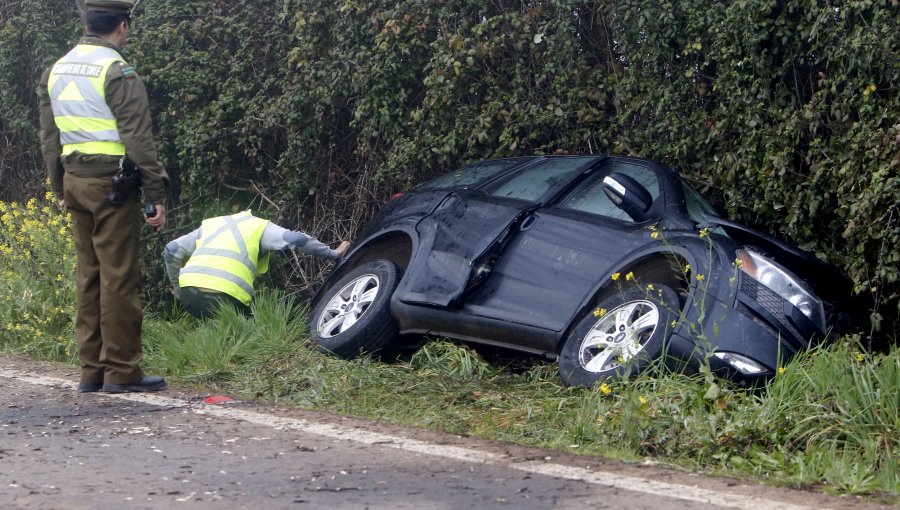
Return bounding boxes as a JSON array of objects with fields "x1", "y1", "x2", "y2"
[{"x1": 0, "y1": 368, "x2": 825, "y2": 510}]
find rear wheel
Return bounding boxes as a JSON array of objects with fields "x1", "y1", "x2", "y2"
[
  {"x1": 311, "y1": 260, "x2": 400, "y2": 358},
  {"x1": 558, "y1": 284, "x2": 680, "y2": 387}
]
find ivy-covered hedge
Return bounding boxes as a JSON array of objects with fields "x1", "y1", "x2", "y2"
[
  {"x1": 1, "y1": 0, "x2": 897, "y2": 338},
  {"x1": 0, "y1": 0, "x2": 79, "y2": 200}
]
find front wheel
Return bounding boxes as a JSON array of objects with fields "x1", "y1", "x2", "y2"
[
  {"x1": 311, "y1": 260, "x2": 400, "y2": 358},
  {"x1": 558, "y1": 284, "x2": 680, "y2": 387}
]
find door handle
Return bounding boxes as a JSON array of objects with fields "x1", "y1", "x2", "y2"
[{"x1": 519, "y1": 215, "x2": 538, "y2": 231}]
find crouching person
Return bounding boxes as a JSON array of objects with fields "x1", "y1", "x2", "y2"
[{"x1": 163, "y1": 210, "x2": 350, "y2": 319}]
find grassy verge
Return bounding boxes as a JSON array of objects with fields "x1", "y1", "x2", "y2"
[{"x1": 1, "y1": 196, "x2": 897, "y2": 501}]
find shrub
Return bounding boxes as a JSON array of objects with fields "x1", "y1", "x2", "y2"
[
  {"x1": 1, "y1": 1, "x2": 897, "y2": 339},
  {"x1": 0, "y1": 194, "x2": 76, "y2": 359}
]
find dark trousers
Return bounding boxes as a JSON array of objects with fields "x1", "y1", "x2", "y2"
[
  {"x1": 64, "y1": 173, "x2": 144, "y2": 385},
  {"x1": 179, "y1": 286, "x2": 250, "y2": 320}
]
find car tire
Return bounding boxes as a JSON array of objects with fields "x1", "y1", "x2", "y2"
[
  {"x1": 311, "y1": 260, "x2": 400, "y2": 358},
  {"x1": 558, "y1": 283, "x2": 680, "y2": 388}
]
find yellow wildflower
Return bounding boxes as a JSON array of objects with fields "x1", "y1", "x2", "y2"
[
  {"x1": 593, "y1": 308, "x2": 607, "y2": 318},
  {"x1": 696, "y1": 274, "x2": 705, "y2": 282},
  {"x1": 599, "y1": 383, "x2": 612, "y2": 396},
  {"x1": 611, "y1": 272, "x2": 621, "y2": 281},
  {"x1": 638, "y1": 395, "x2": 648, "y2": 405},
  {"x1": 625, "y1": 272, "x2": 634, "y2": 281},
  {"x1": 646, "y1": 284, "x2": 654, "y2": 291},
  {"x1": 778, "y1": 367, "x2": 786, "y2": 375},
  {"x1": 699, "y1": 228, "x2": 709, "y2": 238},
  {"x1": 854, "y1": 353, "x2": 865, "y2": 363},
  {"x1": 650, "y1": 231, "x2": 660, "y2": 239}
]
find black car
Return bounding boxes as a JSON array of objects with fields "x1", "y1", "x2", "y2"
[{"x1": 310, "y1": 155, "x2": 853, "y2": 387}]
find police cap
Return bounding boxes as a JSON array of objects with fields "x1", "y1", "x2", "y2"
[{"x1": 84, "y1": 0, "x2": 135, "y2": 14}]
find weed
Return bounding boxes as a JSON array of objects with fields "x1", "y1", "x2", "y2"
[{"x1": 409, "y1": 339, "x2": 500, "y2": 379}]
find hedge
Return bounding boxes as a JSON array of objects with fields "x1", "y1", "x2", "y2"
[{"x1": 1, "y1": 0, "x2": 897, "y2": 340}]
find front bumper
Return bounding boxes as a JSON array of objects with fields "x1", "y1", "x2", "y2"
[{"x1": 669, "y1": 273, "x2": 827, "y2": 385}]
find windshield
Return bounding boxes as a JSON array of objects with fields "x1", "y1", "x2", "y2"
[
  {"x1": 681, "y1": 180, "x2": 722, "y2": 225},
  {"x1": 417, "y1": 158, "x2": 528, "y2": 191}
]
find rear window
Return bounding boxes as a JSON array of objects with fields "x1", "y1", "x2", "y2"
[{"x1": 417, "y1": 158, "x2": 527, "y2": 191}]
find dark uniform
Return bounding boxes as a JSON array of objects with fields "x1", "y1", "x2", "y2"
[{"x1": 37, "y1": 0, "x2": 168, "y2": 392}]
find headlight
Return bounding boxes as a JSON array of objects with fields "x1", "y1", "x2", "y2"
[
  {"x1": 712, "y1": 352, "x2": 769, "y2": 375},
  {"x1": 737, "y1": 249, "x2": 826, "y2": 331}
]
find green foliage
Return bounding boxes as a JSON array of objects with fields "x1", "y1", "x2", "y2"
[
  {"x1": 223, "y1": 326, "x2": 899, "y2": 496},
  {"x1": 145, "y1": 290, "x2": 309, "y2": 383},
  {"x1": 0, "y1": 195, "x2": 76, "y2": 359},
  {"x1": 753, "y1": 341, "x2": 899, "y2": 494},
  {"x1": 1, "y1": 1, "x2": 898, "y2": 334},
  {"x1": 0, "y1": 0, "x2": 80, "y2": 200},
  {"x1": 409, "y1": 339, "x2": 500, "y2": 379}
]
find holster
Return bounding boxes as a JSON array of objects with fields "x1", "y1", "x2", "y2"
[{"x1": 107, "y1": 157, "x2": 141, "y2": 207}]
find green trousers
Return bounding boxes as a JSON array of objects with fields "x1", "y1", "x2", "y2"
[
  {"x1": 179, "y1": 286, "x2": 250, "y2": 320},
  {"x1": 64, "y1": 173, "x2": 144, "y2": 386}
]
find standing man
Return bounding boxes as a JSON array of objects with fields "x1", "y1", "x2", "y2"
[
  {"x1": 163, "y1": 210, "x2": 351, "y2": 319},
  {"x1": 38, "y1": 0, "x2": 169, "y2": 393}
]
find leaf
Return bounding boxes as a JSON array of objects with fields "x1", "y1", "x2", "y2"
[{"x1": 703, "y1": 382, "x2": 720, "y2": 400}]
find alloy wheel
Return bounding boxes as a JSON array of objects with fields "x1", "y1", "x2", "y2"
[
  {"x1": 316, "y1": 273, "x2": 380, "y2": 338},
  {"x1": 578, "y1": 300, "x2": 660, "y2": 373}
]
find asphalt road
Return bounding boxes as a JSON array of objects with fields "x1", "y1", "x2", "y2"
[{"x1": 0, "y1": 355, "x2": 894, "y2": 510}]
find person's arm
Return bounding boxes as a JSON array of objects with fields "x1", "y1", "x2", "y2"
[
  {"x1": 106, "y1": 62, "x2": 169, "y2": 229},
  {"x1": 260, "y1": 223, "x2": 347, "y2": 260},
  {"x1": 162, "y1": 229, "x2": 201, "y2": 294},
  {"x1": 37, "y1": 67, "x2": 64, "y2": 206}
]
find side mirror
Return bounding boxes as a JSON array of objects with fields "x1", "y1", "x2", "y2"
[{"x1": 602, "y1": 172, "x2": 653, "y2": 222}]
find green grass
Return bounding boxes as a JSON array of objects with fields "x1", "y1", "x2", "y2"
[
  {"x1": 3, "y1": 285, "x2": 898, "y2": 500},
  {"x1": 1, "y1": 195, "x2": 897, "y2": 501},
  {"x1": 145, "y1": 296, "x2": 896, "y2": 500}
]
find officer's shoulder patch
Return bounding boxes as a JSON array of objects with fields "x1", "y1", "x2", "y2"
[{"x1": 118, "y1": 63, "x2": 136, "y2": 77}]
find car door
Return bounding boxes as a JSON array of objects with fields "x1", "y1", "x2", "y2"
[
  {"x1": 393, "y1": 157, "x2": 598, "y2": 309},
  {"x1": 462, "y1": 158, "x2": 666, "y2": 333}
]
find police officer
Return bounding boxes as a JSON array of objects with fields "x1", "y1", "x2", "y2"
[
  {"x1": 37, "y1": 0, "x2": 168, "y2": 392},
  {"x1": 163, "y1": 211, "x2": 351, "y2": 319}
]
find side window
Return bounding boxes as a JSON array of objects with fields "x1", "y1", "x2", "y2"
[
  {"x1": 559, "y1": 161, "x2": 662, "y2": 221},
  {"x1": 489, "y1": 157, "x2": 593, "y2": 202}
]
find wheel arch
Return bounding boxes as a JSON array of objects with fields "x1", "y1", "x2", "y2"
[
  {"x1": 556, "y1": 250, "x2": 692, "y2": 353},
  {"x1": 344, "y1": 231, "x2": 414, "y2": 273},
  {"x1": 311, "y1": 229, "x2": 415, "y2": 310}
]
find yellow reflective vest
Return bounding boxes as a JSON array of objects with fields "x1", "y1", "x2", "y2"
[
  {"x1": 47, "y1": 44, "x2": 126, "y2": 156},
  {"x1": 179, "y1": 212, "x2": 271, "y2": 305}
]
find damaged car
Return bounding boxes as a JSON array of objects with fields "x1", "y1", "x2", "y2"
[{"x1": 310, "y1": 155, "x2": 855, "y2": 387}]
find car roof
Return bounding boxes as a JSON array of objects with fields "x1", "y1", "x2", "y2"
[{"x1": 416, "y1": 155, "x2": 611, "y2": 192}]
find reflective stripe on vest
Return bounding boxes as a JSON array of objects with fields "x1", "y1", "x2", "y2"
[
  {"x1": 178, "y1": 213, "x2": 271, "y2": 305},
  {"x1": 48, "y1": 44, "x2": 126, "y2": 156}
]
